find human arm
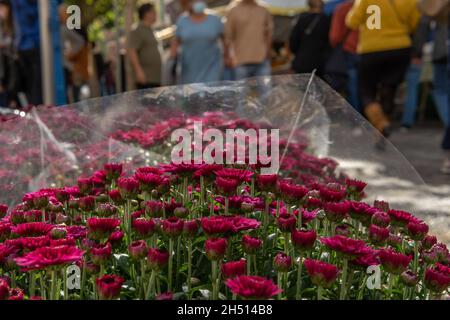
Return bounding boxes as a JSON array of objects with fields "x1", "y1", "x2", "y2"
[
  {"x1": 127, "y1": 31, "x2": 146, "y2": 84},
  {"x1": 345, "y1": 0, "x2": 366, "y2": 30}
]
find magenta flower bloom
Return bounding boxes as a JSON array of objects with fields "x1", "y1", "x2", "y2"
[
  {"x1": 276, "y1": 213, "x2": 296, "y2": 233},
  {"x1": 291, "y1": 229, "x2": 316, "y2": 252},
  {"x1": 225, "y1": 275, "x2": 281, "y2": 299},
  {"x1": 379, "y1": 248, "x2": 412, "y2": 275},
  {"x1": 147, "y1": 248, "x2": 169, "y2": 271},
  {"x1": 320, "y1": 235, "x2": 371, "y2": 259},
  {"x1": 215, "y1": 177, "x2": 239, "y2": 196},
  {"x1": 161, "y1": 217, "x2": 184, "y2": 238},
  {"x1": 132, "y1": 218, "x2": 156, "y2": 238},
  {"x1": 96, "y1": 274, "x2": 124, "y2": 300},
  {"x1": 129, "y1": 240, "x2": 148, "y2": 260},
  {"x1": 144, "y1": 200, "x2": 164, "y2": 217},
  {"x1": 230, "y1": 216, "x2": 261, "y2": 232},
  {"x1": 156, "y1": 292, "x2": 174, "y2": 300},
  {"x1": 319, "y1": 183, "x2": 346, "y2": 202},
  {"x1": 90, "y1": 243, "x2": 112, "y2": 265},
  {"x1": 388, "y1": 209, "x2": 414, "y2": 227},
  {"x1": 241, "y1": 235, "x2": 262, "y2": 255},
  {"x1": 15, "y1": 245, "x2": 85, "y2": 271},
  {"x1": 0, "y1": 278, "x2": 9, "y2": 300},
  {"x1": 323, "y1": 201, "x2": 350, "y2": 223},
  {"x1": 221, "y1": 259, "x2": 247, "y2": 279},
  {"x1": 104, "y1": 163, "x2": 123, "y2": 181},
  {"x1": 117, "y1": 177, "x2": 140, "y2": 198},
  {"x1": 205, "y1": 238, "x2": 228, "y2": 261},
  {"x1": 256, "y1": 174, "x2": 278, "y2": 192},
  {"x1": 277, "y1": 180, "x2": 308, "y2": 203},
  {"x1": 350, "y1": 250, "x2": 380, "y2": 269},
  {"x1": 183, "y1": 220, "x2": 199, "y2": 238},
  {"x1": 11, "y1": 222, "x2": 54, "y2": 238},
  {"x1": 424, "y1": 264, "x2": 450, "y2": 293},
  {"x1": 201, "y1": 216, "x2": 234, "y2": 236},
  {"x1": 0, "y1": 204, "x2": 8, "y2": 219},
  {"x1": 371, "y1": 210, "x2": 390, "y2": 228},
  {"x1": 407, "y1": 219, "x2": 429, "y2": 241},
  {"x1": 368, "y1": 225, "x2": 390, "y2": 245},
  {"x1": 304, "y1": 259, "x2": 340, "y2": 289},
  {"x1": 87, "y1": 218, "x2": 121, "y2": 240},
  {"x1": 135, "y1": 172, "x2": 168, "y2": 192},
  {"x1": 345, "y1": 178, "x2": 367, "y2": 193},
  {"x1": 215, "y1": 168, "x2": 254, "y2": 183}
]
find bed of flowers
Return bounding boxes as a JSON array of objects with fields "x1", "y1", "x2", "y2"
[{"x1": 0, "y1": 108, "x2": 449, "y2": 301}]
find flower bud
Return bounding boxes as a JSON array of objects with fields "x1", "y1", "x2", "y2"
[
  {"x1": 129, "y1": 240, "x2": 148, "y2": 260},
  {"x1": 274, "y1": 252, "x2": 292, "y2": 273}
]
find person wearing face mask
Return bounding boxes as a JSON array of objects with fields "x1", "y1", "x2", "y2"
[
  {"x1": 127, "y1": 3, "x2": 162, "y2": 89},
  {"x1": 170, "y1": 0, "x2": 225, "y2": 84}
]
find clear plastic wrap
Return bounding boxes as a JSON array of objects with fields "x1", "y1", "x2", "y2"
[{"x1": 0, "y1": 74, "x2": 448, "y2": 242}]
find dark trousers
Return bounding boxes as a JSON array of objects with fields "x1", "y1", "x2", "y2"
[
  {"x1": 18, "y1": 48, "x2": 43, "y2": 106},
  {"x1": 443, "y1": 127, "x2": 450, "y2": 150},
  {"x1": 136, "y1": 83, "x2": 160, "y2": 90}
]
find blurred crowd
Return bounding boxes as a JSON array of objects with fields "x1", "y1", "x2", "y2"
[{"x1": 0, "y1": 0, "x2": 448, "y2": 172}]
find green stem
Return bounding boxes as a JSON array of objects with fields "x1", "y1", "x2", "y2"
[
  {"x1": 357, "y1": 274, "x2": 367, "y2": 300},
  {"x1": 40, "y1": 273, "x2": 46, "y2": 300},
  {"x1": 50, "y1": 270, "x2": 58, "y2": 300},
  {"x1": 64, "y1": 267, "x2": 68, "y2": 300},
  {"x1": 80, "y1": 260, "x2": 87, "y2": 300},
  {"x1": 317, "y1": 286, "x2": 323, "y2": 300},
  {"x1": 277, "y1": 272, "x2": 283, "y2": 300},
  {"x1": 200, "y1": 176, "x2": 205, "y2": 206},
  {"x1": 211, "y1": 260, "x2": 218, "y2": 300},
  {"x1": 145, "y1": 270, "x2": 156, "y2": 300},
  {"x1": 29, "y1": 272, "x2": 36, "y2": 297},
  {"x1": 168, "y1": 238, "x2": 174, "y2": 292},
  {"x1": 413, "y1": 241, "x2": 419, "y2": 273},
  {"x1": 387, "y1": 274, "x2": 395, "y2": 299},
  {"x1": 187, "y1": 240, "x2": 193, "y2": 293},
  {"x1": 296, "y1": 256, "x2": 303, "y2": 300},
  {"x1": 224, "y1": 197, "x2": 229, "y2": 215},
  {"x1": 339, "y1": 259, "x2": 348, "y2": 300},
  {"x1": 250, "y1": 177, "x2": 255, "y2": 197}
]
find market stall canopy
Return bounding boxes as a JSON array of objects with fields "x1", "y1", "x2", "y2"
[{"x1": 258, "y1": 0, "x2": 343, "y2": 16}]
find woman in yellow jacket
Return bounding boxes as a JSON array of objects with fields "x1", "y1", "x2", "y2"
[{"x1": 346, "y1": 0, "x2": 421, "y2": 139}]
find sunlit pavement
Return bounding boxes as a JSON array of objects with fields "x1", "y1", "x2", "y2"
[{"x1": 339, "y1": 124, "x2": 450, "y2": 244}]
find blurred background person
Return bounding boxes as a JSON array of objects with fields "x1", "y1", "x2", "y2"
[
  {"x1": 170, "y1": 0, "x2": 224, "y2": 84},
  {"x1": 402, "y1": 0, "x2": 449, "y2": 130},
  {"x1": 224, "y1": 0, "x2": 273, "y2": 80},
  {"x1": 0, "y1": 0, "x2": 16, "y2": 108},
  {"x1": 289, "y1": 0, "x2": 330, "y2": 78},
  {"x1": 127, "y1": 3, "x2": 162, "y2": 90},
  {"x1": 328, "y1": 0, "x2": 360, "y2": 111},
  {"x1": 59, "y1": 4, "x2": 89, "y2": 103},
  {"x1": 346, "y1": 0, "x2": 420, "y2": 143},
  {"x1": 11, "y1": 0, "x2": 43, "y2": 106}
]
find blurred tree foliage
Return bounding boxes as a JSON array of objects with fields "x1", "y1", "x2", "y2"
[{"x1": 66, "y1": 0, "x2": 127, "y2": 41}]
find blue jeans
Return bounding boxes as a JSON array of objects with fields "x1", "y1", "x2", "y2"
[
  {"x1": 401, "y1": 63, "x2": 422, "y2": 127},
  {"x1": 346, "y1": 53, "x2": 361, "y2": 112},
  {"x1": 433, "y1": 63, "x2": 449, "y2": 128},
  {"x1": 234, "y1": 60, "x2": 271, "y2": 80}
]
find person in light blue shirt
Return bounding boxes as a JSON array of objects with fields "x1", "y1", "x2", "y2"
[{"x1": 170, "y1": 1, "x2": 224, "y2": 84}]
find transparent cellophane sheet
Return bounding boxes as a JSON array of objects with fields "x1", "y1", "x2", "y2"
[{"x1": 0, "y1": 74, "x2": 448, "y2": 243}]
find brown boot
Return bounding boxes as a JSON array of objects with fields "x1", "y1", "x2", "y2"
[{"x1": 364, "y1": 102, "x2": 391, "y2": 134}]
